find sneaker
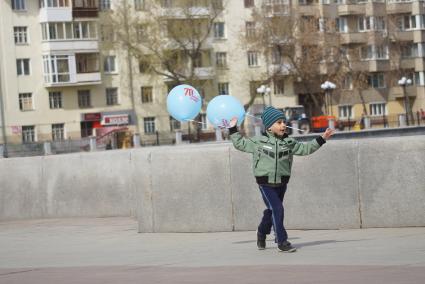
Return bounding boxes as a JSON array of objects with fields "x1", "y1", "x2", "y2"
[
  {"x1": 277, "y1": 241, "x2": 296, "y2": 253},
  {"x1": 257, "y1": 231, "x2": 266, "y2": 250}
]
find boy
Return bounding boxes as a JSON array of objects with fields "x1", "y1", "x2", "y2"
[{"x1": 228, "y1": 106, "x2": 334, "y2": 252}]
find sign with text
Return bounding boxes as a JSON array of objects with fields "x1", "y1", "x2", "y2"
[
  {"x1": 84, "y1": 113, "x2": 101, "y2": 121},
  {"x1": 102, "y1": 114, "x2": 129, "y2": 126}
]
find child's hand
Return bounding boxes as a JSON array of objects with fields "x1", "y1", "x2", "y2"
[
  {"x1": 228, "y1": 117, "x2": 238, "y2": 128},
  {"x1": 322, "y1": 128, "x2": 335, "y2": 140}
]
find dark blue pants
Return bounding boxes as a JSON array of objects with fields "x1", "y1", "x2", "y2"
[{"x1": 258, "y1": 184, "x2": 288, "y2": 244}]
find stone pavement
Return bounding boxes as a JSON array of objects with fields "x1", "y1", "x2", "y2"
[{"x1": 0, "y1": 217, "x2": 424, "y2": 283}]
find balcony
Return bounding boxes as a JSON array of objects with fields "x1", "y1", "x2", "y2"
[
  {"x1": 413, "y1": 30, "x2": 425, "y2": 43},
  {"x1": 160, "y1": 6, "x2": 211, "y2": 19},
  {"x1": 337, "y1": 4, "x2": 366, "y2": 16},
  {"x1": 268, "y1": 63, "x2": 291, "y2": 75},
  {"x1": 386, "y1": 2, "x2": 412, "y2": 14},
  {"x1": 340, "y1": 32, "x2": 368, "y2": 44},
  {"x1": 42, "y1": 40, "x2": 98, "y2": 52},
  {"x1": 39, "y1": 7, "x2": 72, "y2": 22},
  {"x1": 72, "y1": 0, "x2": 98, "y2": 18},
  {"x1": 393, "y1": 30, "x2": 414, "y2": 41},
  {"x1": 43, "y1": 53, "x2": 101, "y2": 87},
  {"x1": 414, "y1": 57, "x2": 425, "y2": 70},
  {"x1": 389, "y1": 85, "x2": 418, "y2": 100},
  {"x1": 194, "y1": 67, "x2": 215, "y2": 79}
]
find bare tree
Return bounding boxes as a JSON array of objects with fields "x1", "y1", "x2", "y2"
[
  {"x1": 100, "y1": 0, "x2": 226, "y2": 140},
  {"x1": 242, "y1": 3, "x2": 350, "y2": 116}
]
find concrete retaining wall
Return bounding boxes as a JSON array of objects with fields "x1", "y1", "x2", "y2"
[{"x1": 1, "y1": 136, "x2": 424, "y2": 231}]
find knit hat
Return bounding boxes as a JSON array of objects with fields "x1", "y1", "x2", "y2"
[{"x1": 261, "y1": 106, "x2": 285, "y2": 130}]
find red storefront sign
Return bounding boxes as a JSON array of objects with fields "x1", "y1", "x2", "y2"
[
  {"x1": 84, "y1": 113, "x2": 101, "y2": 121},
  {"x1": 102, "y1": 114, "x2": 129, "y2": 126}
]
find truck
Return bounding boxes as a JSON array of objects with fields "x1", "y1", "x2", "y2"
[{"x1": 282, "y1": 105, "x2": 338, "y2": 135}]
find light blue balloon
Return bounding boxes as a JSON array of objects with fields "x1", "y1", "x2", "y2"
[
  {"x1": 206, "y1": 95, "x2": 245, "y2": 128},
  {"x1": 167, "y1": 84, "x2": 202, "y2": 121}
]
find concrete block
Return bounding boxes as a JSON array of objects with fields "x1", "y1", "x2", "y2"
[
  {"x1": 0, "y1": 157, "x2": 45, "y2": 220},
  {"x1": 230, "y1": 148, "x2": 264, "y2": 231},
  {"x1": 149, "y1": 145, "x2": 233, "y2": 232},
  {"x1": 285, "y1": 140, "x2": 361, "y2": 229},
  {"x1": 131, "y1": 148, "x2": 154, "y2": 233},
  {"x1": 358, "y1": 136, "x2": 425, "y2": 227},
  {"x1": 40, "y1": 151, "x2": 133, "y2": 218}
]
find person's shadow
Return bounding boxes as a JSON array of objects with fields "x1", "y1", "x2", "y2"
[{"x1": 233, "y1": 238, "x2": 367, "y2": 249}]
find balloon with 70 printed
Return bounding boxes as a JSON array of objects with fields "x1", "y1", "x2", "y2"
[{"x1": 167, "y1": 85, "x2": 202, "y2": 122}]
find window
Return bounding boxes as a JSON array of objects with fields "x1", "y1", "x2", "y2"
[
  {"x1": 368, "y1": 73, "x2": 385, "y2": 88},
  {"x1": 19, "y1": 93, "x2": 33, "y2": 111},
  {"x1": 216, "y1": 52, "x2": 227, "y2": 68},
  {"x1": 41, "y1": 22, "x2": 97, "y2": 41},
  {"x1": 200, "y1": 114, "x2": 208, "y2": 130},
  {"x1": 134, "y1": 0, "x2": 145, "y2": 10},
  {"x1": 16, "y1": 59, "x2": 30, "y2": 75},
  {"x1": 246, "y1": 21, "x2": 256, "y2": 38},
  {"x1": 100, "y1": 25, "x2": 114, "y2": 42},
  {"x1": 161, "y1": 0, "x2": 172, "y2": 7},
  {"x1": 358, "y1": 16, "x2": 372, "y2": 32},
  {"x1": 100, "y1": 0, "x2": 111, "y2": 10},
  {"x1": 247, "y1": 51, "x2": 259, "y2": 67},
  {"x1": 43, "y1": 55, "x2": 70, "y2": 83},
  {"x1": 76, "y1": 53, "x2": 99, "y2": 73},
  {"x1": 106, "y1": 88, "x2": 119, "y2": 105},
  {"x1": 397, "y1": 15, "x2": 413, "y2": 31},
  {"x1": 169, "y1": 116, "x2": 181, "y2": 131},
  {"x1": 40, "y1": 0, "x2": 70, "y2": 7},
  {"x1": 274, "y1": 78, "x2": 285, "y2": 95},
  {"x1": 218, "y1": 82, "x2": 229, "y2": 95},
  {"x1": 212, "y1": 0, "x2": 223, "y2": 10},
  {"x1": 144, "y1": 117, "x2": 156, "y2": 134},
  {"x1": 14, "y1": 27, "x2": 28, "y2": 44},
  {"x1": 335, "y1": 18, "x2": 347, "y2": 33},
  {"x1": 22, "y1": 126, "x2": 35, "y2": 143},
  {"x1": 103, "y1": 56, "x2": 116, "y2": 73},
  {"x1": 342, "y1": 75, "x2": 352, "y2": 90},
  {"x1": 139, "y1": 58, "x2": 151, "y2": 73},
  {"x1": 78, "y1": 90, "x2": 91, "y2": 108},
  {"x1": 52, "y1": 123, "x2": 65, "y2": 141},
  {"x1": 415, "y1": 72, "x2": 424, "y2": 85},
  {"x1": 214, "y1": 22, "x2": 225, "y2": 39},
  {"x1": 141, "y1": 87, "x2": 153, "y2": 103},
  {"x1": 369, "y1": 103, "x2": 386, "y2": 116},
  {"x1": 12, "y1": 0, "x2": 26, "y2": 10},
  {"x1": 338, "y1": 105, "x2": 353, "y2": 119},
  {"x1": 360, "y1": 45, "x2": 387, "y2": 60},
  {"x1": 401, "y1": 43, "x2": 414, "y2": 58},
  {"x1": 375, "y1": 45, "x2": 388, "y2": 59},
  {"x1": 49, "y1": 92, "x2": 62, "y2": 109},
  {"x1": 244, "y1": 0, "x2": 254, "y2": 8},
  {"x1": 271, "y1": 47, "x2": 282, "y2": 65},
  {"x1": 249, "y1": 81, "x2": 262, "y2": 97},
  {"x1": 374, "y1": 17, "x2": 386, "y2": 31}
]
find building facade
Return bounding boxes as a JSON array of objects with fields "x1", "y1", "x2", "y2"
[{"x1": 0, "y1": 0, "x2": 424, "y2": 149}]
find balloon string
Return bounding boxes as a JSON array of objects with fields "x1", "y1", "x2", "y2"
[
  {"x1": 245, "y1": 112, "x2": 261, "y2": 119},
  {"x1": 245, "y1": 112, "x2": 305, "y2": 132},
  {"x1": 185, "y1": 119, "x2": 208, "y2": 125}
]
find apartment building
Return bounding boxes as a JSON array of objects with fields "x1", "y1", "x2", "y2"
[
  {"x1": 0, "y1": 0, "x2": 424, "y2": 148},
  {"x1": 295, "y1": 0, "x2": 425, "y2": 125}
]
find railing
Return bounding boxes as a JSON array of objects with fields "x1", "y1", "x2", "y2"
[{"x1": 1, "y1": 114, "x2": 424, "y2": 158}]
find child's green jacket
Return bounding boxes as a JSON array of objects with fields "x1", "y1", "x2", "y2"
[{"x1": 229, "y1": 126, "x2": 326, "y2": 184}]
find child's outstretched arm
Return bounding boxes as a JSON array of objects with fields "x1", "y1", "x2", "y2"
[
  {"x1": 290, "y1": 128, "x2": 335, "y2": 156},
  {"x1": 228, "y1": 117, "x2": 257, "y2": 153},
  {"x1": 321, "y1": 128, "x2": 335, "y2": 140}
]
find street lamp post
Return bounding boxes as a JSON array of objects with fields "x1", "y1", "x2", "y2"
[
  {"x1": 320, "y1": 81, "x2": 336, "y2": 116},
  {"x1": 257, "y1": 85, "x2": 272, "y2": 107},
  {"x1": 398, "y1": 77, "x2": 413, "y2": 126}
]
